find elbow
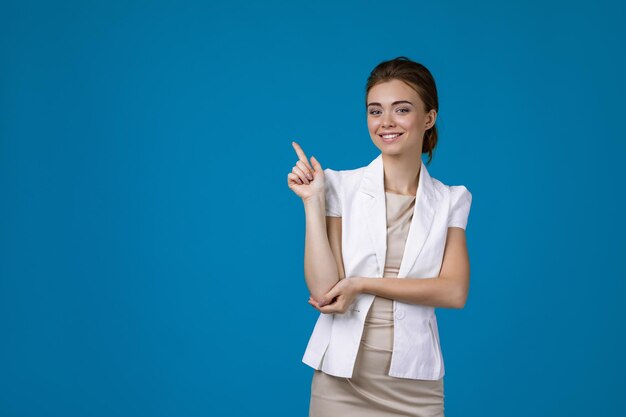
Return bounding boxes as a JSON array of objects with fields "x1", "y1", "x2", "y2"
[
  {"x1": 310, "y1": 291, "x2": 327, "y2": 305},
  {"x1": 305, "y1": 270, "x2": 338, "y2": 304},
  {"x1": 309, "y1": 279, "x2": 340, "y2": 305},
  {"x1": 453, "y1": 297, "x2": 467, "y2": 309},
  {"x1": 451, "y1": 288, "x2": 468, "y2": 309}
]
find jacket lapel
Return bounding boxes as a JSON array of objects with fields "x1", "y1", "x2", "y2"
[{"x1": 359, "y1": 153, "x2": 438, "y2": 278}]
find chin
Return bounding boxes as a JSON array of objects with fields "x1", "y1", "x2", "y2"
[{"x1": 376, "y1": 146, "x2": 403, "y2": 157}]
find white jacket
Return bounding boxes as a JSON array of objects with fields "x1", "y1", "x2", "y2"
[{"x1": 302, "y1": 153, "x2": 472, "y2": 380}]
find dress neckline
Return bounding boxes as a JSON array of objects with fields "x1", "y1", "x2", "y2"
[{"x1": 385, "y1": 190, "x2": 416, "y2": 198}]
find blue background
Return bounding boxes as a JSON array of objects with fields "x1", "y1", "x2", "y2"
[{"x1": 2, "y1": 0, "x2": 625, "y2": 416}]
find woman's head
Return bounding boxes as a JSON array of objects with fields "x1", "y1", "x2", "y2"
[{"x1": 365, "y1": 56, "x2": 439, "y2": 165}]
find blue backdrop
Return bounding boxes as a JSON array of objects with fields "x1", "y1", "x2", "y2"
[{"x1": 2, "y1": 0, "x2": 625, "y2": 416}]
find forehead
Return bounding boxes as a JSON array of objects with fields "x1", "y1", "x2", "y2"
[{"x1": 367, "y1": 79, "x2": 421, "y2": 103}]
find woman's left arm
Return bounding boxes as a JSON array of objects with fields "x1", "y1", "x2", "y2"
[{"x1": 310, "y1": 227, "x2": 470, "y2": 312}]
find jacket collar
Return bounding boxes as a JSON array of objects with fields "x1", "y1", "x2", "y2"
[{"x1": 358, "y1": 153, "x2": 439, "y2": 278}]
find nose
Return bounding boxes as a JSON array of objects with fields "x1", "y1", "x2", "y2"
[{"x1": 381, "y1": 112, "x2": 395, "y2": 128}]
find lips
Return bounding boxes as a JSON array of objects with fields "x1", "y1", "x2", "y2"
[{"x1": 379, "y1": 132, "x2": 404, "y2": 143}]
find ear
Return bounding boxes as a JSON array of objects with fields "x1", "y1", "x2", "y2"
[{"x1": 425, "y1": 109, "x2": 437, "y2": 129}]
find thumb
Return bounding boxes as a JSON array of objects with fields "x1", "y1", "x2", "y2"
[
  {"x1": 319, "y1": 288, "x2": 337, "y2": 306},
  {"x1": 310, "y1": 155, "x2": 323, "y2": 175}
]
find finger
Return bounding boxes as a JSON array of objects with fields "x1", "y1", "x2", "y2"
[
  {"x1": 319, "y1": 288, "x2": 339, "y2": 306},
  {"x1": 308, "y1": 296, "x2": 319, "y2": 304},
  {"x1": 288, "y1": 172, "x2": 303, "y2": 185},
  {"x1": 309, "y1": 297, "x2": 322, "y2": 309},
  {"x1": 296, "y1": 160, "x2": 314, "y2": 181},
  {"x1": 292, "y1": 166, "x2": 310, "y2": 185},
  {"x1": 310, "y1": 155, "x2": 323, "y2": 175},
  {"x1": 308, "y1": 300, "x2": 321, "y2": 312},
  {"x1": 291, "y1": 141, "x2": 314, "y2": 172},
  {"x1": 319, "y1": 303, "x2": 340, "y2": 314}
]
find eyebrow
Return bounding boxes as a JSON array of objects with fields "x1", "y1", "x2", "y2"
[{"x1": 366, "y1": 100, "x2": 414, "y2": 107}]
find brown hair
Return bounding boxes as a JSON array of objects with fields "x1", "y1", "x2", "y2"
[{"x1": 365, "y1": 56, "x2": 439, "y2": 165}]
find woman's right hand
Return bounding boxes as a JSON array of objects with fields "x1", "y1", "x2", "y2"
[{"x1": 287, "y1": 141, "x2": 325, "y2": 202}]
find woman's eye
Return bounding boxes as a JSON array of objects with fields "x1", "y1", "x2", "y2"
[{"x1": 368, "y1": 108, "x2": 409, "y2": 115}]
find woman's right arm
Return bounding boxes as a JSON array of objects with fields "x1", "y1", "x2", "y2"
[
  {"x1": 326, "y1": 216, "x2": 345, "y2": 282},
  {"x1": 288, "y1": 141, "x2": 344, "y2": 304},
  {"x1": 302, "y1": 196, "x2": 343, "y2": 303}
]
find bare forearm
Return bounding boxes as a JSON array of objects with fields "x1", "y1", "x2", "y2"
[
  {"x1": 303, "y1": 195, "x2": 340, "y2": 302},
  {"x1": 355, "y1": 276, "x2": 464, "y2": 309}
]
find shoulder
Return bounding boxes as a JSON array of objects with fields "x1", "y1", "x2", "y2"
[
  {"x1": 429, "y1": 174, "x2": 472, "y2": 202},
  {"x1": 322, "y1": 165, "x2": 368, "y2": 216},
  {"x1": 323, "y1": 164, "x2": 367, "y2": 178},
  {"x1": 323, "y1": 164, "x2": 367, "y2": 191},
  {"x1": 428, "y1": 174, "x2": 473, "y2": 229}
]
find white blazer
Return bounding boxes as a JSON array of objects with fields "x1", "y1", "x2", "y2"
[{"x1": 302, "y1": 153, "x2": 472, "y2": 381}]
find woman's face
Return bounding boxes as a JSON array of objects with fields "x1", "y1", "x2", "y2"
[{"x1": 366, "y1": 79, "x2": 436, "y2": 157}]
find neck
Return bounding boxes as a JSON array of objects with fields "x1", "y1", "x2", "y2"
[{"x1": 382, "y1": 153, "x2": 422, "y2": 196}]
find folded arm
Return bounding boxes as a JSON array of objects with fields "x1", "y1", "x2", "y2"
[
  {"x1": 311, "y1": 227, "x2": 470, "y2": 313},
  {"x1": 356, "y1": 227, "x2": 470, "y2": 309}
]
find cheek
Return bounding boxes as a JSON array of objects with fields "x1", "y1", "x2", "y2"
[
  {"x1": 367, "y1": 118, "x2": 379, "y2": 133},
  {"x1": 404, "y1": 118, "x2": 422, "y2": 131}
]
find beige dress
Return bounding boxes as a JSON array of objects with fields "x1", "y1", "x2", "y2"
[{"x1": 309, "y1": 191, "x2": 445, "y2": 417}]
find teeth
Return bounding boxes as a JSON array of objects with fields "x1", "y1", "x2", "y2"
[{"x1": 382, "y1": 133, "x2": 401, "y2": 139}]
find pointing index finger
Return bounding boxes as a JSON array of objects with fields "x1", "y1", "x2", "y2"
[{"x1": 291, "y1": 141, "x2": 314, "y2": 172}]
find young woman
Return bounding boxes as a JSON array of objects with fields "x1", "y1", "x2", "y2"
[{"x1": 287, "y1": 56, "x2": 472, "y2": 417}]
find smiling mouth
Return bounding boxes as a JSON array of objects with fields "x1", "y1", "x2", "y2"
[{"x1": 379, "y1": 132, "x2": 403, "y2": 142}]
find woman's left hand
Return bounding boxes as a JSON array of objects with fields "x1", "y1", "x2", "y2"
[{"x1": 307, "y1": 277, "x2": 363, "y2": 314}]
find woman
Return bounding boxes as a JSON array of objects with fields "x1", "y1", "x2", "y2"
[{"x1": 287, "y1": 56, "x2": 472, "y2": 417}]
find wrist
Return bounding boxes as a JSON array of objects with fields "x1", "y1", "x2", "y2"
[
  {"x1": 302, "y1": 194, "x2": 325, "y2": 210},
  {"x1": 353, "y1": 277, "x2": 367, "y2": 293}
]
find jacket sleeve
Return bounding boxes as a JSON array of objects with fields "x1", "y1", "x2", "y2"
[
  {"x1": 447, "y1": 185, "x2": 472, "y2": 230},
  {"x1": 323, "y1": 168, "x2": 342, "y2": 217}
]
